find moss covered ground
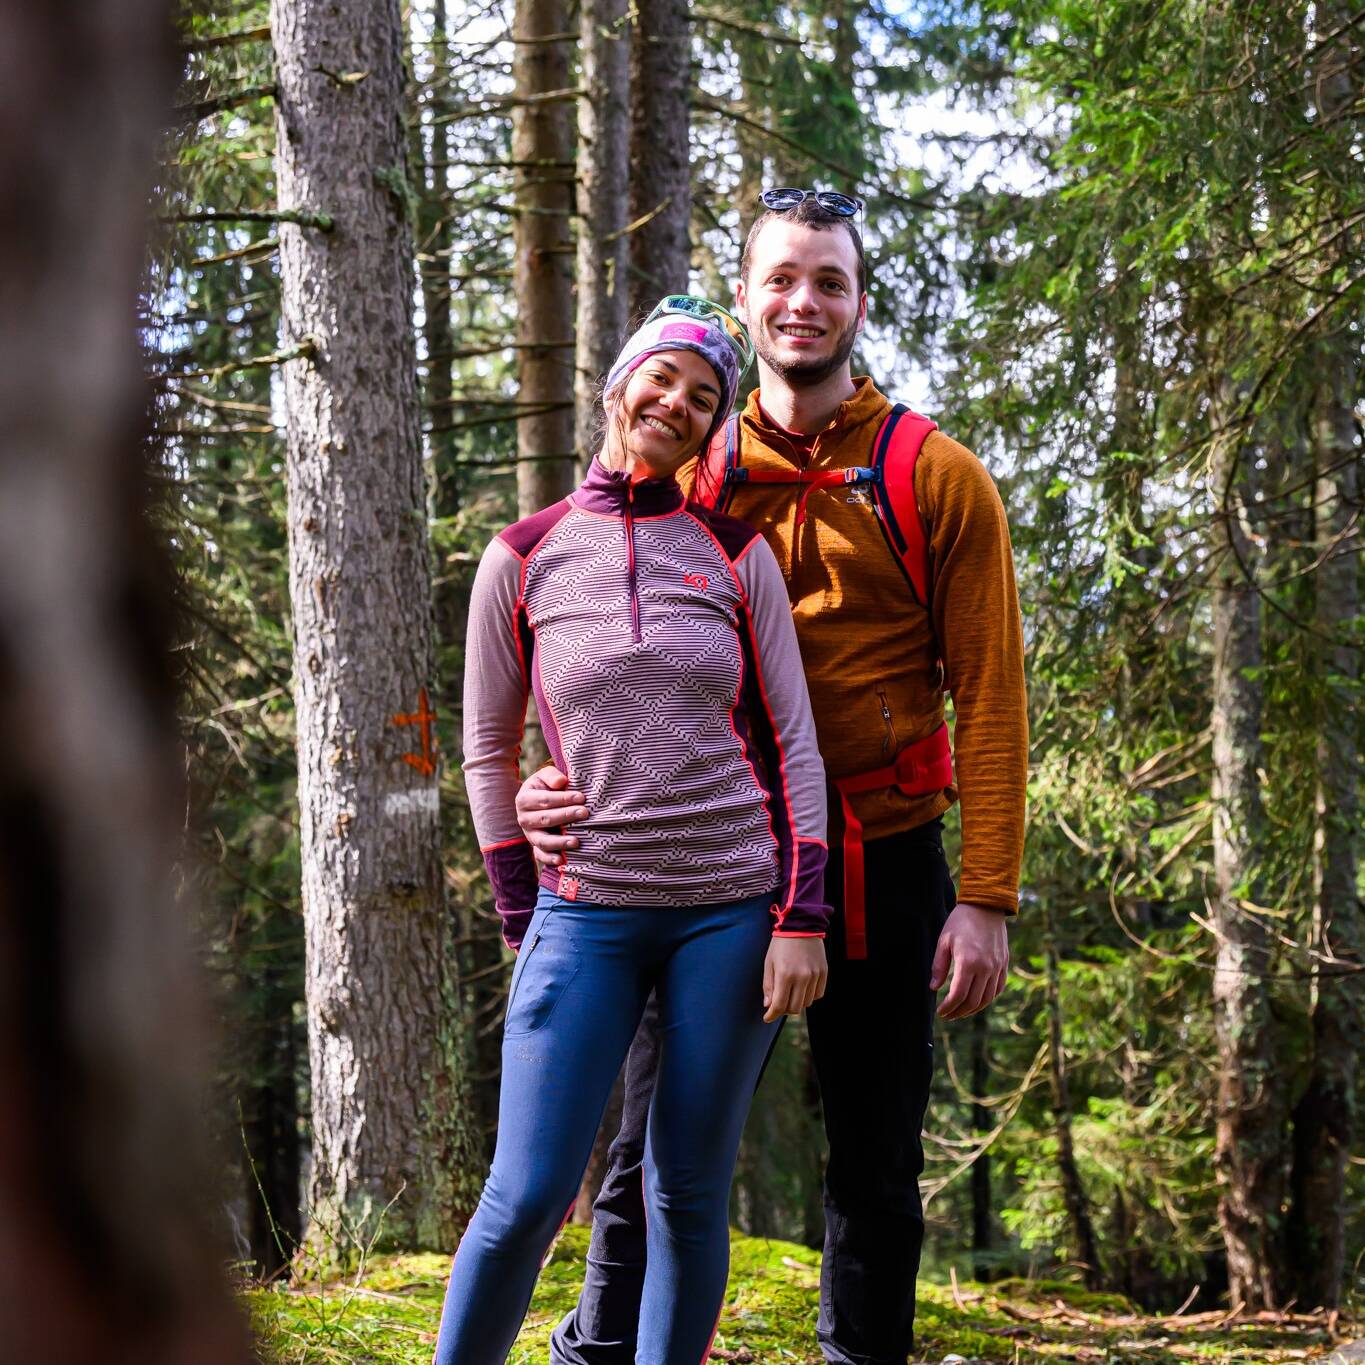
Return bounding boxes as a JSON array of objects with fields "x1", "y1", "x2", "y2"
[{"x1": 245, "y1": 1225, "x2": 1357, "y2": 1363}]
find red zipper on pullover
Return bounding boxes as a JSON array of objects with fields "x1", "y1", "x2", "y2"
[{"x1": 625, "y1": 481, "x2": 641, "y2": 643}]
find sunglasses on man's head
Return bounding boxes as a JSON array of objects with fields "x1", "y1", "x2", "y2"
[
  {"x1": 760, "y1": 188, "x2": 864, "y2": 217},
  {"x1": 646, "y1": 294, "x2": 755, "y2": 377}
]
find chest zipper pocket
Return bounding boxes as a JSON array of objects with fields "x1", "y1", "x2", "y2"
[{"x1": 876, "y1": 687, "x2": 898, "y2": 757}]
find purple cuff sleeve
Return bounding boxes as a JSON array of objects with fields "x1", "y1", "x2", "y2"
[
  {"x1": 482, "y1": 840, "x2": 539, "y2": 950},
  {"x1": 772, "y1": 838, "x2": 831, "y2": 936}
]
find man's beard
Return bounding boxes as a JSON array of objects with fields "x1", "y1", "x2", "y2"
[{"x1": 752, "y1": 314, "x2": 860, "y2": 386}]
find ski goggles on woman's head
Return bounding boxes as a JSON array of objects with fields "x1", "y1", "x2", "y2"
[
  {"x1": 645, "y1": 294, "x2": 754, "y2": 376},
  {"x1": 760, "y1": 187, "x2": 864, "y2": 218}
]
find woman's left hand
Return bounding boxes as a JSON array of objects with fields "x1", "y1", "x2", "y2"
[{"x1": 763, "y1": 937, "x2": 828, "y2": 1023}]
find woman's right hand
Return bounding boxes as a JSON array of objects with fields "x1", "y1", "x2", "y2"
[
  {"x1": 763, "y1": 937, "x2": 828, "y2": 1023},
  {"x1": 516, "y1": 766, "x2": 590, "y2": 869}
]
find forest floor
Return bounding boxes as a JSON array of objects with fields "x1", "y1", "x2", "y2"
[{"x1": 245, "y1": 1225, "x2": 1360, "y2": 1364}]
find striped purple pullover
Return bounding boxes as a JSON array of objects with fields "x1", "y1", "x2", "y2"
[{"x1": 464, "y1": 458, "x2": 830, "y2": 950}]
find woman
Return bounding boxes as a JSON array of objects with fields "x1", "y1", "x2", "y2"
[{"x1": 434, "y1": 299, "x2": 830, "y2": 1365}]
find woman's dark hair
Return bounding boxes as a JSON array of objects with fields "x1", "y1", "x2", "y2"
[{"x1": 739, "y1": 196, "x2": 870, "y2": 297}]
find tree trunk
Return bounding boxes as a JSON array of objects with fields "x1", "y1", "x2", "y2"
[
  {"x1": 0, "y1": 2, "x2": 253, "y2": 1359},
  {"x1": 735, "y1": 23, "x2": 769, "y2": 244},
  {"x1": 1284, "y1": 347, "x2": 1360, "y2": 1309},
  {"x1": 627, "y1": 0, "x2": 692, "y2": 318},
  {"x1": 419, "y1": 0, "x2": 456, "y2": 502},
  {"x1": 513, "y1": 0, "x2": 578, "y2": 515},
  {"x1": 1209, "y1": 409, "x2": 1285, "y2": 1310},
  {"x1": 272, "y1": 0, "x2": 475, "y2": 1255},
  {"x1": 575, "y1": 0, "x2": 631, "y2": 463},
  {"x1": 1282, "y1": 8, "x2": 1362, "y2": 1310},
  {"x1": 1041, "y1": 900, "x2": 1102, "y2": 1288},
  {"x1": 970, "y1": 1009, "x2": 993, "y2": 1282}
]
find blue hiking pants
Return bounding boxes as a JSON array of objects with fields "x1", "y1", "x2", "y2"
[
  {"x1": 432, "y1": 889, "x2": 780, "y2": 1365},
  {"x1": 550, "y1": 821, "x2": 955, "y2": 1365}
]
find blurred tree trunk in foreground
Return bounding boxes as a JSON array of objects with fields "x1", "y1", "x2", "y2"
[
  {"x1": 272, "y1": 0, "x2": 475, "y2": 1256},
  {"x1": 0, "y1": 1, "x2": 252, "y2": 1361}
]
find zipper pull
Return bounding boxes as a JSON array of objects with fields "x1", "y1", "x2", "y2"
[{"x1": 877, "y1": 689, "x2": 896, "y2": 756}]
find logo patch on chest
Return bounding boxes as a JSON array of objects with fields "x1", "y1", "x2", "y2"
[{"x1": 683, "y1": 570, "x2": 710, "y2": 592}]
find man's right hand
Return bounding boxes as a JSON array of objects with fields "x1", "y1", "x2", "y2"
[{"x1": 515, "y1": 766, "x2": 590, "y2": 869}]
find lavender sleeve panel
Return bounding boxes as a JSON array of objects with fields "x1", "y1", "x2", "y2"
[
  {"x1": 463, "y1": 536, "x2": 537, "y2": 948},
  {"x1": 734, "y1": 536, "x2": 832, "y2": 936}
]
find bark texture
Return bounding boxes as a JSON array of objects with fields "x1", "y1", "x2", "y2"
[
  {"x1": 1283, "y1": 9, "x2": 1362, "y2": 1309},
  {"x1": 1285, "y1": 348, "x2": 1361, "y2": 1309},
  {"x1": 419, "y1": 0, "x2": 455, "y2": 500},
  {"x1": 1209, "y1": 415, "x2": 1285, "y2": 1311},
  {"x1": 627, "y1": 0, "x2": 692, "y2": 318},
  {"x1": 1041, "y1": 901, "x2": 1101, "y2": 1288},
  {"x1": 0, "y1": 2, "x2": 252, "y2": 1360},
  {"x1": 513, "y1": 0, "x2": 577, "y2": 515},
  {"x1": 575, "y1": 0, "x2": 631, "y2": 462},
  {"x1": 970, "y1": 1009, "x2": 994, "y2": 1282},
  {"x1": 271, "y1": 0, "x2": 475, "y2": 1254},
  {"x1": 735, "y1": 25, "x2": 768, "y2": 243}
]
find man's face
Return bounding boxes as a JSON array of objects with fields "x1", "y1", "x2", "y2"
[{"x1": 736, "y1": 219, "x2": 867, "y2": 388}]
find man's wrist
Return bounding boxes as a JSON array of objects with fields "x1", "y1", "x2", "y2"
[{"x1": 955, "y1": 897, "x2": 1014, "y2": 917}]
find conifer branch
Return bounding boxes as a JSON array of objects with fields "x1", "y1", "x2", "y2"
[
  {"x1": 179, "y1": 24, "x2": 272, "y2": 53},
  {"x1": 163, "y1": 208, "x2": 334, "y2": 232},
  {"x1": 153, "y1": 337, "x2": 318, "y2": 385},
  {"x1": 188, "y1": 237, "x2": 279, "y2": 269},
  {"x1": 176, "y1": 82, "x2": 277, "y2": 122}
]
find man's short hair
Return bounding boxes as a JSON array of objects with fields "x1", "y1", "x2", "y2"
[{"x1": 740, "y1": 196, "x2": 869, "y2": 298}]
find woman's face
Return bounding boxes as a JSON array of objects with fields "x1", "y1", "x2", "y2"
[{"x1": 609, "y1": 349, "x2": 723, "y2": 480}]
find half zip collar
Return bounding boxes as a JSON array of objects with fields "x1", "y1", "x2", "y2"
[
  {"x1": 744, "y1": 376, "x2": 887, "y2": 472},
  {"x1": 624, "y1": 481, "x2": 641, "y2": 643},
  {"x1": 574, "y1": 457, "x2": 687, "y2": 518}
]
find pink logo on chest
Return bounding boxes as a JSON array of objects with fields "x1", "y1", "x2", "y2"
[{"x1": 683, "y1": 570, "x2": 709, "y2": 592}]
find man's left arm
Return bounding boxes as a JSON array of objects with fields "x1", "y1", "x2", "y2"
[{"x1": 918, "y1": 432, "x2": 1028, "y2": 1019}]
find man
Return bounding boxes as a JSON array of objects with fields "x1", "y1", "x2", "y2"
[{"x1": 516, "y1": 192, "x2": 1027, "y2": 1365}]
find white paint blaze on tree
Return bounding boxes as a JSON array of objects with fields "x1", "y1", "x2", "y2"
[{"x1": 271, "y1": 0, "x2": 475, "y2": 1254}]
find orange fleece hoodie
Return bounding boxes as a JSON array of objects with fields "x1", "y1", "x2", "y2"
[{"x1": 680, "y1": 377, "x2": 1027, "y2": 914}]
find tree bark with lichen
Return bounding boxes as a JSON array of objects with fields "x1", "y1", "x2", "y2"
[
  {"x1": 271, "y1": 0, "x2": 477, "y2": 1257},
  {"x1": 1208, "y1": 398, "x2": 1286, "y2": 1312}
]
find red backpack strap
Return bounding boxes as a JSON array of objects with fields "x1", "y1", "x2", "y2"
[
  {"x1": 871, "y1": 403, "x2": 938, "y2": 608},
  {"x1": 692, "y1": 413, "x2": 741, "y2": 511}
]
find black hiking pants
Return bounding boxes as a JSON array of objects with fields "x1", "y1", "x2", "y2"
[{"x1": 549, "y1": 820, "x2": 954, "y2": 1365}]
